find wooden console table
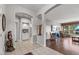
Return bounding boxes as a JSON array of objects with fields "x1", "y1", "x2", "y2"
[{"x1": 72, "y1": 35, "x2": 79, "y2": 42}]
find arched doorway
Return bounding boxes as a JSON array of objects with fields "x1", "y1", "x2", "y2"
[{"x1": 15, "y1": 13, "x2": 32, "y2": 42}]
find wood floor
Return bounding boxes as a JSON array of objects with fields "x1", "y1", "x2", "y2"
[{"x1": 46, "y1": 38, "x2": 79, "y2": 55}]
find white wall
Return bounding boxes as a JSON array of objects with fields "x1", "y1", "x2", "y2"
[
  {"x1": 15, "y1": 18, "x2": 20, "y2": 41},
  {"x1": 0, "y1": 5, "x2": 6, "y2": 55},
  {"x1": 46, "y1": 25, "x2": 51, "y2": 39}
]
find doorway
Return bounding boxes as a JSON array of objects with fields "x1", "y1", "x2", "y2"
[
  {"x1": 15, "y1": 17, "x2": 32, "y2": 42},
  {"x1": 15, "y1": 13, "x2": 32, "y2": 42},
  {"x1": 21, "y1": 22, "x2": 30, "y2": 41}
]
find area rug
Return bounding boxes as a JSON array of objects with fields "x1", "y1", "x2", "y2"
[{"x1": 24, "y1": 52, "x2": 33, "y2": 55}]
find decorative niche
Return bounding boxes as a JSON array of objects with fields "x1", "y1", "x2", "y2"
[
  {"x1": 37, "y1": 24, "x2": 42, "y2": 35},
  {"x1": 2, "y1": 14, "x2": 6, "y2": 32},
  {"x1": 37, "y1": 14, "x2": 42, "y2": 36}
]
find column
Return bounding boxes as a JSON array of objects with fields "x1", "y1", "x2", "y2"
[{"x1": 42, "y1": 13, "x2": 46, "y2": 47}]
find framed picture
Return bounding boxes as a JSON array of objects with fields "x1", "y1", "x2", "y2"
[
  {"x1": 2, "y1": 14, "x2": 6, "y2": 31},
  {"x1": 37, "y1": 25, "x2": 42, "y2": 35}
]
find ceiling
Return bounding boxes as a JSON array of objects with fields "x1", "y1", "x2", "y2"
[
  {"x1": 46, "y1": 4, "x2": 79, "y2": 23},
  {"x1": 18, "y1": 4, "x2": 48, "y2": 13}
]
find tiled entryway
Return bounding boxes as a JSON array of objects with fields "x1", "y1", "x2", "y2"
[{"x1": 5, "y1": 40, "x2": 41, "y2": 55}]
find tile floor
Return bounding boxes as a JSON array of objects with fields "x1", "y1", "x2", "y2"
[
  {"x1": 5, "y1": 40, "x2": 41, "y2": 55},
  {"x1": 5, "y1": 40, "x2": 62, "y2": 55},
  {"x1": 32, "y1": 47, "x2": 62, "y2": 55}
]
